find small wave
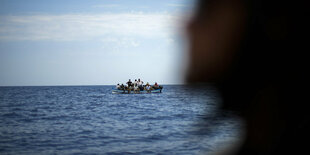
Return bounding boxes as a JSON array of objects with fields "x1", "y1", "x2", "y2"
[
  {"x1": 1, "y1": 112, "x2": 22, "y2": 118},
  {"x1": 0, "y1": 85, "x2": 240, "y2": 155}
]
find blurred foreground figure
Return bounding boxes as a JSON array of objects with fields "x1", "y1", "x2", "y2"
[{"x1": 186, "y1": 0, "x2": 309, "y2": 154}]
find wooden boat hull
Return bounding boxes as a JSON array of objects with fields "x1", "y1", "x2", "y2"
[{"x1": 112, "y1": 89, "x2": 162, "y2": 94}]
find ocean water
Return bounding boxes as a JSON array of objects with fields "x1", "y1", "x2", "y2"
[{"x1": 0, "y1": 85, "x2": 242, "y2": 154}]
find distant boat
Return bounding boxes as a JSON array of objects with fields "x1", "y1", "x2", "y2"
[{"x1": 112, "y1": 87, "x2": 163, "y2": 94}]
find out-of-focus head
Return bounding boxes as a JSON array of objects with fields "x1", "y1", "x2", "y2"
[
  {"x1": 186, "y1": 0, "x2": 246, "y2": 84},
  {"x1": 185, "y1": 0, "x2": 293, "y2": 113},
  {"x1": 185, "y1": 0, "x2": 310, "y2": 153}
]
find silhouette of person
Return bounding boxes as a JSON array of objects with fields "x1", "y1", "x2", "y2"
[{"x1": 185, "y1": 0, "x2": 309, "y2": 154}]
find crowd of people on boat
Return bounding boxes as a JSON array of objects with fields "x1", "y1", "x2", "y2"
[{"x1": 116, "y1": 79, "x2": 162, "y2": 93}]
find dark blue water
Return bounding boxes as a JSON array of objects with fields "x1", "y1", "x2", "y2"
[{"x1": 0, "y1": 85, "x2": 242, "y2": 154}]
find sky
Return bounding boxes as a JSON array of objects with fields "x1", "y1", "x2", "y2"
[{"x1": 0, "y1": 0, "x2": 195, "y2": 86}]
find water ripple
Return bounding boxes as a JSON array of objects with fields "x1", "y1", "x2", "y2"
[{"x1": 0, "y1": 85, "x2": 242, "y2": 154}]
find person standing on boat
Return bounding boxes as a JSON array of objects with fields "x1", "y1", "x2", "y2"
[
  {"x1": 134, "y1": 83, "x2": 139, "y2": 93},
  {"x1": 126, "y1": 79, "x2": 132, "y2": 93},
  {"x1": 138, "y1": 79, "x2": 143, "y2": 86},
  {"x1": 126, "y1": 79, "x2": 132, "y2": 87},
  {"x1": 138, "y1": 79, "x2": 144, "y2": 91}
]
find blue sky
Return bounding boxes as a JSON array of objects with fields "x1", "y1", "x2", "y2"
[{"x1": 0, "y1": 0, "x2": 195, "y2": 86}]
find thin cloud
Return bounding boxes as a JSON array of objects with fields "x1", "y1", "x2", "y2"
[
  {"x1": 0, "y1": 13, "x2": 177, "y2": 41},
  {"x1": 101, "y1": 37, "x2": 140, "y2": 49},
  {"x1": 92, "y1": 4, "x2": 120, "y2": 8},
  {"x1": 166, "y1": 3, "x2": 186, "y2": 7}
]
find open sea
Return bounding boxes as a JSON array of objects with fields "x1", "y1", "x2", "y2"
[{"x1": 0, "y1": 85, "x2": 242, "y2": 155}]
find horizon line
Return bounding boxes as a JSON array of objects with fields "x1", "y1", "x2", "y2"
[{"x1": 0, "y1": 83, "x2": 185, "y2": 87}]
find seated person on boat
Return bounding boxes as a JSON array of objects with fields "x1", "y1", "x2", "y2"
[
  {"x1": 116, "y1": 83, "x2": 125, "y2": 90},
  {"x1": 152, "y1": 82, "x2": 162, "y2": 90}
]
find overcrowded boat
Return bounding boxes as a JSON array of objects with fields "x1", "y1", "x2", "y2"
[{"x1": 112, "y1": 79, "x2": 163, "y2": 94}]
